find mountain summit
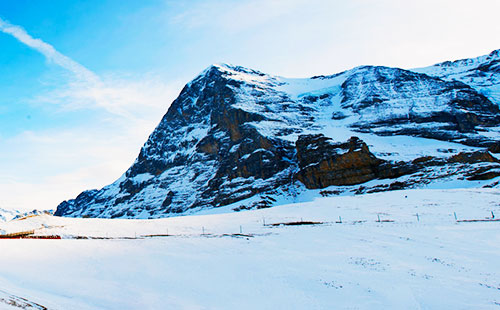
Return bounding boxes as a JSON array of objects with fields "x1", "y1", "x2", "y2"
[{"x1": 55, "y1": 52, "x2": 500, "y2": 218}]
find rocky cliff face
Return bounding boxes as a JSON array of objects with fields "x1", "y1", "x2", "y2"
[{"x1": 56, "y1": 50, "x2": 500, "y2": 218}]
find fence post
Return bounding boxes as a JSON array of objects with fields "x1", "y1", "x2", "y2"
[{"x1": 416, "y1": 213, "x2": 419, "y2": 222}]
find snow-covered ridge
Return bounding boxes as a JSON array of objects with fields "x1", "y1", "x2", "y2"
[
  {"x1": 415, "y1": 49, "x2": 500, "y2": 75},
  {"x1": 413, "y1": 49, "x2": 500, "y2": 105}
]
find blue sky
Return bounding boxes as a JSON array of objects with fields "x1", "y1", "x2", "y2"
[{"x1": 1, "y1": 0, "x2": 500, "y2": 211}]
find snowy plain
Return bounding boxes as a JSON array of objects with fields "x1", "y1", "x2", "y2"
[{"x1": 0, "y1": 187, "x2": 499, "y2": 309}]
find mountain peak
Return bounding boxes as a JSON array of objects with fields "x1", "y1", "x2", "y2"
[
  {"x1": 210, "y1": 63, "x2": 267, "y2": 76},
  {"x1": 186, "y1": 63, "x2": 277, "y2": 94},
  {"x1": 488, "y1": 48, "x2": 500, "y2": 59},
  {"x1": 198, "y1": 63, "x2": 270, "y2": 81}
]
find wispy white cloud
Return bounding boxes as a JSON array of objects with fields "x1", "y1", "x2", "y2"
[
  {"x1": 0, "y1": 17, "x2": 99, "y2": 83},
  {"x1": 0, "y1": 17, "x2": 180, "y2": 120}
]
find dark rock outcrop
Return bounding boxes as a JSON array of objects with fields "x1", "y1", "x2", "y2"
[
  {"x1": 449, "y1": 151, "x2": 499, "y2": 164},
  {"x1": 488, "y1": 142, "x2": 500, "y2": 154},
  {"x1": 295, "y1": 134, "x2": 422, "y2": 189},
  {"x1": 296, "y1": 135, "x2": 383, "y2": 188}
]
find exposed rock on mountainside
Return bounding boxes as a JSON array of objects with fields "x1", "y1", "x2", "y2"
[
  {"x1": 296, "y1": 135, "x2": 385, "y2": 188},
  {"x1": 56, "y1": 50, "x2": 500, "y2": 218}
]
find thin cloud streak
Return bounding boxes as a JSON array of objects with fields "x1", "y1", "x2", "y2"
[
  {"x1": 0, "y1": 17, "x2": 99, "y2": 83},
  {"x1": 0, "y1": 17, "x2": 180, "y2": 121}
]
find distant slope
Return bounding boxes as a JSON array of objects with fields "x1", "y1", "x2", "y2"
[{"x1": 0, "y1": 208, "x2": 19, "y2": 222}]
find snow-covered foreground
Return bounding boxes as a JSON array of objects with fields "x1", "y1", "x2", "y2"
[{"x1": 0, "y1": 188, "x2": 499, "y2": 309}]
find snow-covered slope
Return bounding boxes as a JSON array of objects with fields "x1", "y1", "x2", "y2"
[
  {"x1": 55, "y1": 52, "x2": 500, "y2": 219},
  {"x1": 2, "y1": 188, "x2": 500, "y2": 309}
]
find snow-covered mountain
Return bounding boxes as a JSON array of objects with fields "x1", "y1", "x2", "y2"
[
  {"x1": 0, "y1": 208, "x2": 19, "y2": 222},
  {"x1": 55, "y1": 50, "x2": 500, "y2": 219}
]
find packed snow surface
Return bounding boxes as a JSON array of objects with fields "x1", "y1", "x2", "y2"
[{"x1": 0, "y1": 188, "x2": 499, "y2": 309}]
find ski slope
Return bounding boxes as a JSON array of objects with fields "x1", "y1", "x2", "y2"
[{"x1": 0, "y1": 188, "x2": 499, "y2": 309}]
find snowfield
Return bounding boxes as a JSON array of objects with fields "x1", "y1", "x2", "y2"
[{"x1": 0, "y1": 188, "x2": 499, "y2": 309}]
